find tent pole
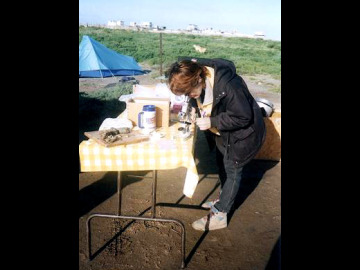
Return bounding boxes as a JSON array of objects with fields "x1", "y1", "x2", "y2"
[{"x1": 108, "y1": 69, "x2": 117, "y2": 84}]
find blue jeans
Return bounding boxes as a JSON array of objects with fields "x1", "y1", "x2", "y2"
[{"x1": 213, "y1": 148, "x2": 244, "y2": 213}]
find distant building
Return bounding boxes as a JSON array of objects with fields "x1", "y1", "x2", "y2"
[
  {"x1": 107, "y1": 20, "x2": 116, "y2": 27},
  {"x1": 186, "y1": 24, "x2": 198, "y2": 31},
  {"x1": 129, "y1": 22, "x2": 137, "y2": 27},
  {"x1": 254, "y1": 31, "x2": 265, "y2": 39},
  {"x1": 202, "y1": 28, "x2": 222, "y2": 35},
  {"x1": 154, "y1": 25, "x2": 166, "y2": 30},
  {"x1": 107, "y1": 20, "x2": 124, "y2": 28},
  {"x1": 140, "y1": 22, "x2": 153, "y2": 28}
]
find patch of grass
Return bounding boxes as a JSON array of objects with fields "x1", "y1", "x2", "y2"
[
  {"x1": 85, "y1": 83, "x2": 133, "y2": 100},
  {"x1": 79, "y1": 83, "x2": 132, "y2": 137},
  {"x1": 79, "y1": 27, "x2": 281, "y2": 78},
  {"x1": 272, "y1": 74, "x2": 281, "y2": 81},
  {"x1": 80, "y1": 82, "x2": 96, "y2": 87},
  {"x1": 269, "y1": 86, "x2": 281, "y2": 93}
]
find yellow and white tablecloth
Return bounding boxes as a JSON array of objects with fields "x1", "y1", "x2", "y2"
[{"x1": 79, "y1": 122, "x2": 199, "y2": 198}]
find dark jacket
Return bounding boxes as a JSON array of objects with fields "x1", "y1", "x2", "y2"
[{"x1": 179, "y1": 57, "x2": 266, "y2": 167}]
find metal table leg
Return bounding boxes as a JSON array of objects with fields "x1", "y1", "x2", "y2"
[
  {"x1": 86, "y1": 170, "x2": 186, "y2": 269},
  {"x1": 151, "y1": 170, "x2": 157, "y2": 218},
  {"x1": 117, "y1": 170, "x2": 122, "y2": 216}
]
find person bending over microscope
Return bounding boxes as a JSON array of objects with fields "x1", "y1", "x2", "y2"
[{"x1": 167, "y1": 57, "x2": 266, "y2": 231}]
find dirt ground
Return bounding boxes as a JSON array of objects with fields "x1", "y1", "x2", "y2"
[{"x1": 79, "y1": 69, "x2": 281, "y2": 270}]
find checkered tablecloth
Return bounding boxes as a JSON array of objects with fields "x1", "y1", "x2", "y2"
[{"x1": 79, "y1": 122, "x2": 199, "y2": 198}]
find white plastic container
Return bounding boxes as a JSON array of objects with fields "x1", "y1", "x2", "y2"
[{"x1": 138, "y1": 105, "x2": 156, "y2": 133}]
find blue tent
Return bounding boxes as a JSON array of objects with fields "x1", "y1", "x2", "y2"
[{"x1": 79, "y1": 35, "x2": 145, "y2": 78}]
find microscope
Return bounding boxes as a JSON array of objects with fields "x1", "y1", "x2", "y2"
[{"x1": 177, "y1": 95, "x2": 193, "y2": 139}]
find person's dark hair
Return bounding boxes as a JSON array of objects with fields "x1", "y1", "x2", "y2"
[{"x1": 167, "y1": 60, "x2": 209, "y2": 95}]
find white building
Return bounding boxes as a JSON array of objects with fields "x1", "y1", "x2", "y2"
[
  {"x1": 186, "y1": 24, "x2": 198, "y2": 31},
  {"x1": 107, "y1": 20, "x2": 116, "y2": 27},
  {"x1": 140, "y1": 22, "x2": 153, "y2": 28},
  {"x1": 254, "y1": 31, "x2": 265, "y2": 39},
  {"x1": 129, "y1": 22, "x2": 137, "y2": 27},
  {"x1": 107, "y1": 20, "x2": 125, "y2": 28}
]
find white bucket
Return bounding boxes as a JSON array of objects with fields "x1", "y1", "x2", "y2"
[{"x1": 256, "y1": 98, "x2": 274, "y2": 117}]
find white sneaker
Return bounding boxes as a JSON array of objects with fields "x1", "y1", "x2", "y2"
[
  {"x1": 192, "y1": 211, "x2": 227, "y2": 231},
  {"x1": 201, "y1": 199, "x2": 220, "y2": 209}
]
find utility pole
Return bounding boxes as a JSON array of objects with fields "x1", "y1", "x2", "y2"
[{"x1": 159, "y1": 32, "x2": 163, "y2": 77}]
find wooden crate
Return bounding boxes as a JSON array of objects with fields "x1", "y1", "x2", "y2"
[
  {"x1": 254, "y1": 111, "x2": 281, "y2": 161},
  {"x1": 126, "y1": 97, "x2": 170, "y2": 127}
]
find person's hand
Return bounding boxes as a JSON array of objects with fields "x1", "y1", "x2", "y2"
[
  {"x1": 190, "y1": 107, "x2": 197, "y2": 123},
  {"x1": 196, "y1": 117, "x2": 211, "y2": 130}
]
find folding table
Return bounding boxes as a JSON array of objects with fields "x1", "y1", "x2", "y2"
[{"x1": 79, "y1": 122, "x2": 199, "y2": 268}]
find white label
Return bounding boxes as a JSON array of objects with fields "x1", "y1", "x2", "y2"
[{"x1": 142, "y1": 111, "x2": 156, "y2": 131}]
